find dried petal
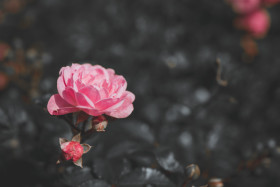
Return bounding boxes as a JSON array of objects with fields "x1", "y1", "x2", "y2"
[
  {"x1": 72, "y1": 133, "x2": 81, "y2": 142},
  {"x1": 74, "y1": 157, "x2": 83, "y2": 168},
  {"x1": 81, "y1": 144, "x2": 92, "y2": 154},
  {"x1": 59, "y1": 138, "x2": 69, "y2": 146}
]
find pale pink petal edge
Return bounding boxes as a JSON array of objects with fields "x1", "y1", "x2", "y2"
[{"x1": 47, "y1": 94, "x2": 80, "y2": 115}]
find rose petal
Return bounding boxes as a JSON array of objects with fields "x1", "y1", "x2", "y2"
[
  {"x1": 74, "y1": 79, "x2": 86, "y2": 91},
  {"x1": 112, "y1": 75, "x2": 127, "y2": 97},
  {"x1": 104, "y1": 91, "x2": 135, "y2": 118},
  {"x1": 107, "y1": 68, "x2": 115, "y2": 77},
  {"x1": 95, "y1": 98, "x2": 121, "y2": 111},
  {"x1": 75, "y1": 92, "x2": 95, "y2": 108},
  {"x1": 47, "y1": 94, "x2": 80, "y2": 115},
  {"x1": 57, "y1": 76, "x2": 66, "y2": 97},
  {"x1": 93, "y1": 65, "x2": 109, "y2": 80},
  {"x1": 62, "y1": 87, "x2": 77, "y2": 106},
  {"x1": 121, "y1": 91, "x2": 135, "y2": 103},
  {"x1": 61, "y1": 66, "x2": 73, "y2": 86},
  {"x1": 79, "y1": 86, "x2": 101, "y2": 103},
  {"x1": 71, "y1": 63, "x2": 82, "y2": 70},
  {"x1": 80, "y1": 107, "x2": 103, "y2": 116},
  {"x1": 106, "y1": 103, "x2": 134, "y2": 118}
]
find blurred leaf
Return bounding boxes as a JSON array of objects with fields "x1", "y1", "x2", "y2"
[
  {"x1": 128, "y1": 150, "x2": 158, "y2": 168},
  {"x1": 79, "y1": 179, "x2": 110, "y2": 187},
  {"x1": 34, "y1": 94, "x2": 52, "y2": 109},
  {"x1": 0, "y1": 107, "x2": 9, "y2": 128},
  {"x1": 92, "y1": 158, "x2": 115, "y2": 183},
  {"x1": 119, "y1": 167, "x2": 175, "y2": 187},
  {"x1": 110, "y1": 157, "x2": 132, "y2": 180},
  {"x1": 106, "y1": 141, "x2": 144, "y2": 159},
  {"x1": 119, "y1": 120, "x2": 155, "y2": 144},
  {"x1": 155, "y1": 149, "x2": 183, "y2": 173},
  {"x1": 61, "y1": 167, "x2": 94, "y2": 186}
]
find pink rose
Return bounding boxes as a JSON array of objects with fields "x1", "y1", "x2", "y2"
[
  {"x1": 228, "y1": 0, "x2": 261, "y2": 14},
  {"x1": 235, "y1": 9, "x2": 270, "y2": 38},
  {"x1": 47, "y1": 63, "x2": 135, "y2": 118}
]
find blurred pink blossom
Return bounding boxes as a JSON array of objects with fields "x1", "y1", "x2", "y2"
[
  {"x1": 228, "y1": 0, "x2": 261, "y2": 14},
  {"x1": 47, "y1": 63, "x2": 135, "y2": 118},
  {"x1": 235, "y1": 9, "x2": 270, "y2": 38},
  {"x1": 262, "y1": 0, "x2": 280, "y2": 6}
]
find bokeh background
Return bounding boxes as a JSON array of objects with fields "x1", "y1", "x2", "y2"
[{"x1": 0, "y1": 0, "x2": 280, "y2": 186}]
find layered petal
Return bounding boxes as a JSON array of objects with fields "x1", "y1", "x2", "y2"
[
  {"x1": 75, "y1": 92, "x2": 95, "y2": 108},
  {"x1": 79, "y1": 86, "x2": 101, "y2": 103},
  {"x1": 48, "y1": 63, "x2": 135, "y2": 118},
  {"x1": 107, "y1": 104, "x2": 134, "y2": 118},
  {"x1": 57, "y1": 76, "x2": 66, "y2": 97},
  {"x1": 62, "y1": 87, "x2": 77, "y2": 106},
  {"x1": 112, "y1": 75, "x2": 127, "y2": 98},
  {"x1": 104, "y1": 91, "x2": 135, "y2": 118},
  {"x1": 47, "y1": 94, "x2": 80, "y2": 115},
  {"x1": 95, "y1": 98, "x2": 122, "y2": 111}
]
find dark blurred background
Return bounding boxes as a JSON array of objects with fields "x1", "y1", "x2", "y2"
[{"x1": 0, "y1": 0, "x2": 280, "y2": 186}]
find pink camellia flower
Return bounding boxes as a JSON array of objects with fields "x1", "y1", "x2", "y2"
[
  {"x1": 228, "y1": 0, "x2": 261, "y2": 14},
  {"x1": 235, "y1": 9, "x2": 270, "y2": 38},
  {"x1": 47, "y1": 63, "x2": 135, "y2": 118}
]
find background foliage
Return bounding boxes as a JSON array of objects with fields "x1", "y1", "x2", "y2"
[{"x1": 0, "y1": 0, "x2": 280, "y2": 186}]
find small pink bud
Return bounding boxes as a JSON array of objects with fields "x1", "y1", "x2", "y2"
[
  {"x1": 58, "y1": 134, "x2": 92, "y2": 167},
  {"x1": 61, "y1": 141, "x2": 84, "y2": 162},
  {"x1": 228, "y1": 0, "x2": 261, "y2": 14},
  {"x1": 235, "y1": 9, "x2": 270, "y2": 38}
]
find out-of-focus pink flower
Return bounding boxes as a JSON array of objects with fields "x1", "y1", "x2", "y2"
[
  {"x1": 235, "y1": 9, "x2": 270, "y2": 38},
  {"x1": 0, "y1": 43, "x2": 10, "y2": 61},
  {"x1": 0, "y1": 72, "x2": 9, "y2": 90},
  {"x1": 61, "y1": 141, "x2": 84, "y2": 162},
  {"x1": 47, "y1": 63, "x2": 135, "y2": 118},
  {"x1": 228, "y1": 0, "x2": 261, "y2": 14},
  {"x1": 262, "y1": 0, "x2": 280, "y2": 6}
]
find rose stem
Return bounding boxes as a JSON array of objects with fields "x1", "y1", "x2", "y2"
[{"x1": 61, "y1": 115, "x2": 80, "y2": 133}]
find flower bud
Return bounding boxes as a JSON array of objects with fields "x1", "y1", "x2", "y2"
[
  {"x1": 208, "y1": 178, "x2": 224, "y2": 187},
  {"x1": 184, "y1": 164, "x2": 200, "y2": 180},
  {"x1": 92, "y1": 115, "x2": 108, "y2": 132},
  {"x1": 61, "y1": 141, "x2": 84, "y2": 162},
  {"x1": 57, "y1": 133, "x2": 91, "y2": 168}
]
